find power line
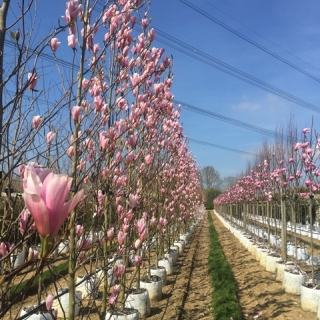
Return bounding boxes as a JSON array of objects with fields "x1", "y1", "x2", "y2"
[
  {"x1": 174, "y1": 99, "x2": 288, "y2": 140},
  {"x1": 153, "y1": 27, "x2": 320, "y2": 114},
  {"x1": 180, "y1": 0, "x2": 320, "y2": 83},
  {"x1": 188, "y1": 138, "x2": 256, "y2": 156},
  {"x1": 201, "y1": 0, "x2": 320, "y2": 73}
]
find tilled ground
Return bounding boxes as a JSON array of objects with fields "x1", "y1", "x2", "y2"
[
  {"x1": 6, "y1": 212, "x2": 317, "y2": 320},
  {"x1": 211, "y1": 210, "x2": 317, "y2": 320}
]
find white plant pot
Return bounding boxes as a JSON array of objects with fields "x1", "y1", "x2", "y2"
[
  {"x1": 174, "y1": 240, "x2": 185, "y2": 253},
  {"x1": 20, "y1": 306, "x2": 54, "y2": 320},
  {"x1": 180, "y1": 233, "x2": 189, "y2": 244},
  {"x1": 170, "y1": 245, "x2": 180, "y2": 257},
  {"x1": 275, "y1": 261, "x2": 294, "y2": 282},
  {"x1": 259, "y1": 250, "x2": 268, "y2": 268},
  {"x1": 76, "y1": 276, "x2": 99, "y2": 299},
  {"x1": 52, "y1": 288, "x2": 82, "y2": 317},
  {"x1": 105, "y1": 308, "x2": 139, "y2": 320},
  {"x1": 158, "y1": 258, "x2": 173, "y2": 276},
  {"x1": 265, "y1": 254, "x2": 281, "y2": 273},
  {"x1": 125, "y1": 288, "x2": 150, "y2": 319},
  {"x1": 58, "y1": 241, "x2": 69, "y2": 254},
  {"x1": 282, "y1": 269, "x2": 306, "y2": 295},
  {"x1": 140, "y1": 275, "x2": 162, "y2": 301},
  {"x1": 165, "y1": 249, "x2": 178, "y2": 266},
  {"x1": 97, "y1": 267, "x2": 115, "y2": 287},
  {"x1": 301, "y1": 283, "x2": 320, "y2": 312},
  {"x1": 150, "y1": 266, "x2": 167, "y2": 286},
  {"x1": 11, "y1": 251, "x2": 25, "y2": 268}
]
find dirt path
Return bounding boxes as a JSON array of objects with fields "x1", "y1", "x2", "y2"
[{"x1": 211, "y1": 211, "x2": 316, "y2": 320}]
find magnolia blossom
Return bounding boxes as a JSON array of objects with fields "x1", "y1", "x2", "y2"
[
  {"x1": 68, "y1": 34, "x2": 76, "y2": 49},
  {"x1": 45, "y1": 295, "x2": 54, "y2": 311},
  {"x1": 50, "y1": 38, "x2": 61, "y2": 52},
  {"x1": 32, "y1": 115, "x2": 42, "y2": 129},
  {"x1": 23, "y1": 164, "x2": 84, "y2": 238},
  {"x1": 19, "y1": 208, "x2": 35, "y2": 235},
  {"x1": 28, "y1": 73, "x2": 38, "y2": 91},
  {"x1": 75, "y1": 224, "x2": 84, "y2": 237},
  {"x1": 46, "y1": 131, "x2": 55, "y2": 144},
  {"x1": 71, "y1": 106, "x2": 82, "y2": 122},
  {"x1": 0, "y1": 242, "x2": 9, "y2": 257}
]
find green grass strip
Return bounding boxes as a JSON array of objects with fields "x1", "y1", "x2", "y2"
[
  {"x1": 207, "y1": 211, "x2": 243, "y2": 320},
  {"x1": 10, "y1": 260, "x2": 69, "y2": 297}
]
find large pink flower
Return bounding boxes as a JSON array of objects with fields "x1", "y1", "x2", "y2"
[{"x1": 23, "y1": 166, "x2": 84, "y2": 238}]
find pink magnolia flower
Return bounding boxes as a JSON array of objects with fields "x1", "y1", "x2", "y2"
[
  {"x1": 107, "y1": 228, "x2": 114, "y2": 240},
  {"x1": 45, "y1": 295, "x2": 54, "y2": 311},
  {"x1": 0, "y1": 242, "x2": 9, "y2": 257},
  {"x1": 68, "y1": 34, "x2": 76, "y2": 49},
  {"x1": 18, "y1": 164, "x2": 25, "y2": 176},
  {"x1": 134, "y1": 255, "x2": 142, "y2": 265},
  {"x1": 134, "y1": 239, "x2": 141, "y2": 249},
  {"x1": 109, "y1": 293, "x2": 117, "y2": 305},
  {"x1": 71, "y1": 106, "x2": 82, "y2": 122},
  {"x1": 50, "y1": 38, "x2": 61, "y2": 52},
  {"x1": 19, "y1": 208, "x2": 35, "y2": 235},
  {"x1": 28, "y1": 73, "x2": 38, "y2": 91},
  {"x1": 129, "y1": 194, "x2": 139, "y2": 208},
  {"x1": 145, "y1": 154, "x2": 152, "y2": 165},
  {"x1": 302, "y1": 128, "x2": 310, "y2": 134},
  {"x1": 23, "y1": 166, "x2": 84, "y2": 238},
  {"x1": 113, "y1": 284, "x2": 120, "y2": 295},
  {"x1": 67, "y1": 146, "x2": 74, "y2": 158},
  {"x1": 32, "y1": 115, "x2": 42, "y2": 129},
  {"x1": 78, "y1": 251, "x2": 85, "y2": 263},
  {"x1": 113, "y1": 264, "x2": 125, "y2": 278},
  {"x1": 117, "y1": 230, "x2": 126, "y2": 246},
  {"x1": 136, "y1": 218, "x2": 146, "y2": 234},
  {"x1": 46, "y1": 131, "x2": 55, "y2": 144},
  {"x1": 75, "y1": 224, "x2": 84, "y2": 237}
]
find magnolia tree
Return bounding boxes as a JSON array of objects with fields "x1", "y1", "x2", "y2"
[
  {"x1": 0, "y1": 1, "x2": 202, "y2": 319},
  {"x1": 214, "y1": 127, "x2": 320, "y2": 273}
]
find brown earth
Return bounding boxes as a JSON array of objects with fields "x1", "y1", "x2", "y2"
[
  {"x1": 211, "y1": 210, "x2": 317, "y2": 320},
  {"x1": 5, "y1": 211, "x2": 317, "y2": 320}
]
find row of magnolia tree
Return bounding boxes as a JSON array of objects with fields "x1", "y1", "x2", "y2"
[
  {"x1": 0, "y1": 0, "x2": 202, "y2": 319},
  {"x1": 214, "y1": 124, "x2": 320, "y2": 279}
]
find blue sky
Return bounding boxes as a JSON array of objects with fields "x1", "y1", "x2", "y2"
[
  {"x1": 17, "y1": 0, "x2": 320, "y2": 179},
  {"x1": 147, "y1": 0, "x2": 320, "y2": 178}
]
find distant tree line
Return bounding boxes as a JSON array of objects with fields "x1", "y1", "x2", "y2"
[{"x1": 198, "y1": 166, "x2": 238, "y2": 209}]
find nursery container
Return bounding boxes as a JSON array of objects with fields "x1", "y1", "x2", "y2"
[
  {"x1": 125, "y1": 288, "x2": 150, "y2": 319},
  {"x1": 275, "y1": 261, "x2": 294, "y2": 282},
  {"x1": 96, "y1": 267, "x2": 115, "y2": 286},
  {"x1": 10, "y1": 251, "x2": 25, "y2": 268},
  {"x1": 150, "y1": 266, "x2": 167, "y2": 286},
  {"x1": 174, "y1": 240, "x2": 185, "y2": 253},
  {"x1": 158, "y1": 257, "x2": 173, "y2": 275},
  {"x1": 165, "y1": 249, "x2": 178, "y2": 266},
  {"x1": 52, "y1": 288, "x2": 82, "y2": 317},
  {"x1": 301, "y1": 283, "x2": 320, "y2": 312},
  {"x1": 76, "y1": 276, "x2": 99, "y2": 299},
  {"x1": 20, "y1": 306, "x2": 54, "y2": 320},
  {"x1": 282, "y1": 268, "x2": 306, "y2": 295},
  {"x1": 140, "y1": 275, "x2": 162, "y2": 301}
]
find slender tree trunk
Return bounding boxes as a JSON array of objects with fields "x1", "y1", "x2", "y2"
[{"x1": 0, "y1": 1, "x2": 10, "y2": 177}]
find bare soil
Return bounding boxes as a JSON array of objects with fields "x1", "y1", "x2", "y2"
[
  {"x1": 5, "y1": 211, "x2": 316, "y2": 320},
  {"x1": 211, "y1": 210, "x2": 317, "y2": 320}
]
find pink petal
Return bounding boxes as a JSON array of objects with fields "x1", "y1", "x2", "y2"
[
  {"x1": 51, "y1": 189, "x2": 84, "y2": 237},
  {"x1": 24, "y1": 192, "x2": 49, "y2": 237},
  {"x1": 41, "y1": 173, "x2": 71, "y2": 214},
  {"x1": 46, "y1": 295, "x2": 54, "y2": 311}
]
